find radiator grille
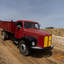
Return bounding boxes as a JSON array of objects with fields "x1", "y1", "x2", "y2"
[{"x1": 44, "y1": 36, "x2": 52, "y2": 47}]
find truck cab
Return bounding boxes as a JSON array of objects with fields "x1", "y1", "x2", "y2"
[{"x1": 15, "y1": 20, "x2": 40, "y2": 39}]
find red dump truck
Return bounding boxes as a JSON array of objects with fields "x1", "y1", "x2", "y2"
[{"x1": 0, "y1": 20, "x2": 54, "y2": 55}]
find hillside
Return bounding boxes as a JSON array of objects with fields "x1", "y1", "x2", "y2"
[{"x1": 41, "y1": 28, "x2": 64, "y2": 37}]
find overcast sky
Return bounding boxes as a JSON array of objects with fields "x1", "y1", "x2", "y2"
[{"x1": 0, "y1": 0, "x2": 64, "y2": 29}]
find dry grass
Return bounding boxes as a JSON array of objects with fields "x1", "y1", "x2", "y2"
[{"x1": 41, "y1": 28, "x2": 64, "y2": 37}]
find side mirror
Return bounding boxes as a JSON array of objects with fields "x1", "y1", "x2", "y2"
[
  {"x1": 17, "y1": 26, "x2": 21, "y2": 29},
  {"x1": 15, "y1": 22, "x2": 18, "y2": 26}
]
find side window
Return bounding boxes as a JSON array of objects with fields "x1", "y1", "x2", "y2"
[{"x1": 18, "y1": 22, "x2": 23, "y2": 28}]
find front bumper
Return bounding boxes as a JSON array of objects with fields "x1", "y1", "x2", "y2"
[{"x1": 30, "y1": 44, "x2": 54, "y2": 51}]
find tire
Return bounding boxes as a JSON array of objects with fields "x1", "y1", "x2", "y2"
[
  {"x1": 2, "y1": 31, "x2": 8, "y2": 40},
  {"x1": 19, "y1": 40, "x2": 29, "y2": 56}
]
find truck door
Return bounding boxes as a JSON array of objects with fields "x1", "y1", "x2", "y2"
[{"x1": 15, "y1": 22, "x2": 24, "y2": 39}]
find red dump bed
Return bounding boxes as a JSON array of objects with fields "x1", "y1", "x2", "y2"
[{"x1": 0, "y1": 20, "x2": 16, "y2": 33}]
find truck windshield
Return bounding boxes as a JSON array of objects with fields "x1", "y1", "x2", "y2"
[{"x1": 24, "y1": 22, "x2": 39, "y2": 29}]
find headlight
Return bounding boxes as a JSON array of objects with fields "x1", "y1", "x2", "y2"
[{"x1": 32, "y1": 41, "x2": 35, "y2": 45}]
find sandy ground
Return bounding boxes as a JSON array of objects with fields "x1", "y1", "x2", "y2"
[{"x1": 0, "y1": 30, "x2": 64, "y2": 64}]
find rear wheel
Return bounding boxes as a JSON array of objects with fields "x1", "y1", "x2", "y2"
[
  {"x1": 19, "y1": 40, "x2": 29, "y2": 56},
  {"x1": 2, "y1": 31, "x2": 8, "y2": 40}
]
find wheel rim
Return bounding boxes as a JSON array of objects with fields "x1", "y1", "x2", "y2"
[{"x1": 20, "y1": 44, "x2": 26, "y2": 53}]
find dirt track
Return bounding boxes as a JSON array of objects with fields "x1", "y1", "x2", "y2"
[{"x1": 0, "y1": 30, "x2": 64, "y2": 64}]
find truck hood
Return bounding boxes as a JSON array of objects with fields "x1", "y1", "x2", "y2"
[{"x1": 25, "y1": 29, "x2": 52, "y2": 37}]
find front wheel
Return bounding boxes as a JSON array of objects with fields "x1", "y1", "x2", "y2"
[{"x1": 19, "y1": 41, "x2": 29, "y2": 56}]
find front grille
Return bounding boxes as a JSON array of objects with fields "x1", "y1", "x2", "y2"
[{"x1": 44, "y1": 36, "x2": 52, "y2": 47}]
